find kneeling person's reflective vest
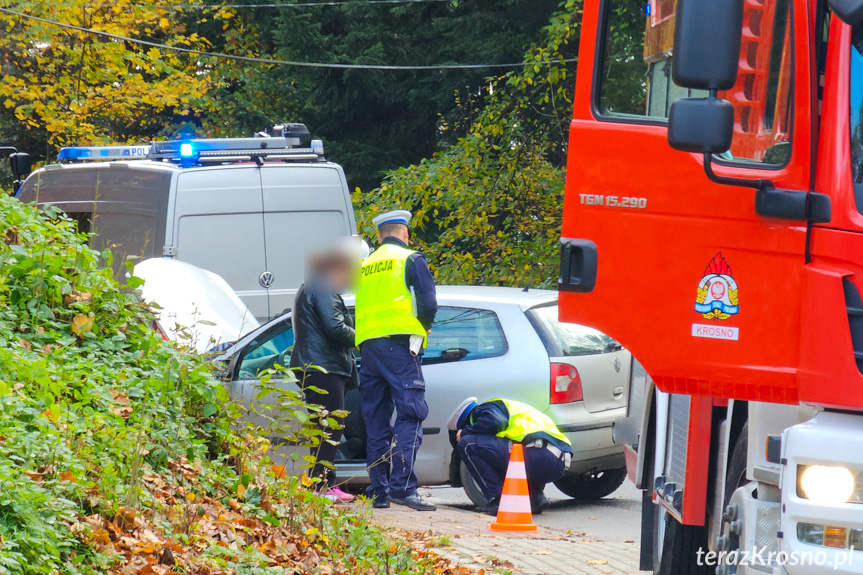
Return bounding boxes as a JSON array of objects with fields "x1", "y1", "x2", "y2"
[
  {"x1": 356, "y1": 242, "x2": 427, "y2": 346},
  {"x1": 494, "y1": 399, "x2": 572, "y2": 448}
]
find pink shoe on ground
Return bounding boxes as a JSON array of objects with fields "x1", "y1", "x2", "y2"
[{"x1": 328, "y1": 486, "x2": 356, "y2": 502}]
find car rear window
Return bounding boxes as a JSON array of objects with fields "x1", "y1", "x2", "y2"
[{"x1": 527, "y1": 304, "x2": 620, "y2": 357}]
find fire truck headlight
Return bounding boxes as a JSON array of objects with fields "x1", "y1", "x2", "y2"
[{"x1": 799, "y1": 465, "x2": 856, "y2": 504}]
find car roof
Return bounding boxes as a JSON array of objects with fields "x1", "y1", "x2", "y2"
[
  {"x1": 341, "y1": 285, "x2": 557, "y2": 311},
  {"x1": 434, "y1": 285, "x2": 556, "y2": 310}
]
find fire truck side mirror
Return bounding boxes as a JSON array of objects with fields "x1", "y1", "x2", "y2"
[
  {"x1": 829, "y1": 0, "x2": 863, "y2": 25},
  {"x1": 667, "y1": 98, "x2": 734, "y2": 154},
  {"x1": 671, "y1": 0, "x2": 744, "y2": 91},
  {"x1": 9, "y1": 152, "x2": 31, "y2": 178}
]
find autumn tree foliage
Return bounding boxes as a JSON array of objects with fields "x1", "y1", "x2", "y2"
[{"x1": 0, "y1": 0, "x2": 232, "y2": 149}]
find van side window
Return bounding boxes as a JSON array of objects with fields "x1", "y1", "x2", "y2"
[{"x1": 598, "y1": 0, "x2": 793, "y2": 166}]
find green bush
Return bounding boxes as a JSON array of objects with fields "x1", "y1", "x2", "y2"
[
  {"x1": 0, "y1": 195, "x2": 452, "y2": 575},
  {"x1": 0, "y1": 195, "x2": 230, "y2": 574}
]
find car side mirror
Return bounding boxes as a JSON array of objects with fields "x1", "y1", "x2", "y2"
[
  {"x1": 672, "y1": 0, "x2": 744, "y2": 91},
  {"x1": 829, "y1": 0, "x2": 863, "y2": 25},
  {"x1": 9, "y1": 152, "x2": 31, "y2": 178},
  {"x1": 668, "y1": 98, "x2": 734, "y2": 154}
]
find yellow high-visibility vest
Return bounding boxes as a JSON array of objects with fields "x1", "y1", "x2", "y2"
[
  {"x1": 494, "y1": 399, "x2": 572, "y2": 446},
  {"x1": 355, "y1": 242, "x2": 427, "y2": 346}
]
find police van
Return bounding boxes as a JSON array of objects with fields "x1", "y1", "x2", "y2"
[{"x1": 15, "y1": 124, "x2": 357, "y2": 321}]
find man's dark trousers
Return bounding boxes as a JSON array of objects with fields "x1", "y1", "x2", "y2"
[
  {"x1": 457, "y1": 434, "x2": 564, "y2": 502},
  {"x1": 359, "y1": 337, "x2": 429, "y2": 502}
]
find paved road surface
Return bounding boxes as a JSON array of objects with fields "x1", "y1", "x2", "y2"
[
  {"x1": 371, "y1": 479, "x2": 648, "y2": 575},
  {"x1": 424, "y1": 480, "x2": 643, "y2": 541}
]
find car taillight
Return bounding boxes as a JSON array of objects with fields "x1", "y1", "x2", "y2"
[{"x1": 550, "y1": 363, "x2": 583, "y2": 404}]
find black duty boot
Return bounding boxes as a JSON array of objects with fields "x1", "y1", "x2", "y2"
[
  {"x1": 475, "y1": 497, "x2": 500, "y2": 516},
  {"x1": 387, "y1": 494, "x2": 436, "y2": 511},
  {"x1": 531, "y1": 493, "x2": 550, "y2": 515}
]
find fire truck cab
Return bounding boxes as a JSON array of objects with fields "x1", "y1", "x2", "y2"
[{"x1": 560, "y1": 0, "x2": 863, "y2": 573}]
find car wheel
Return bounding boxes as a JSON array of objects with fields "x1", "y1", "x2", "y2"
[
  {"x1": 459, "y1": 461, "x2": 490, "y2": 508},
  {"x1": 554, "y1": 467, "x2": 626, "y2": 500}
]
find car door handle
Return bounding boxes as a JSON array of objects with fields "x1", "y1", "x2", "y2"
[
  {"x1": 612, "y1": 386, "x2": 624, "y2": 396},
  {"x1": 558, "y1": 238, "x2": 597, "y2": 293}
]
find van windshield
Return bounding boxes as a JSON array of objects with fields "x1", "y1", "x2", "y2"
[{"x1": 17, "y1": 166, "x2": 172, "y2": 277}]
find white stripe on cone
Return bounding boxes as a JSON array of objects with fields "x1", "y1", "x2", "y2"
[
  {"x1": 497, "y1": 494, "x2": 532, "y2": 513},
  {"x1": 505, "y1": 462, "x2": 527, "y2": 479}
]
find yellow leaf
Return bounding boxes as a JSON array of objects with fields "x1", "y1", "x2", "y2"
[
  {"x1": 159, "y1": 17, "x2": 170, "y2": 29},
  {"x1": 586, "y1": 560, "x2": 608, "y2": 565},
  {"x1": 237, "y1": 483, "x2": 247, "y2": 498},
  {"x1": 186, "y1": 492, "x2": 195, "y2": 502},
  {"x1": 71, "y1": 314, "x2": 93, "y2": 336}
]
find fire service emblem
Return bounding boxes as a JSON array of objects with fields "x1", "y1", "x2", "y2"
[{"x1": 694, "y1": 253, "x2": 739, "y2": 321}]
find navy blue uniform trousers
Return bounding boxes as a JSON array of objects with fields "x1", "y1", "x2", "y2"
[
  {"x1": 458, "y1": 434, "x2": 565, "y2": 502},
  {"x1": 359, "y1": 337, "x2": 429, "y2": 500}
]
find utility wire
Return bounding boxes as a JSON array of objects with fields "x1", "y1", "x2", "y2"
[
  {"x1": 90, "y1": 0, "x2": 454, "y2": 7},
  {"x1": 0, "y1": 7, "x2": 576, "y2": 71}
]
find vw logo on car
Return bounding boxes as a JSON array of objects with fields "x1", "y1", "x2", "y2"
[{"x1": 258, "y1": 271, "x2": 275, "y2": 289}]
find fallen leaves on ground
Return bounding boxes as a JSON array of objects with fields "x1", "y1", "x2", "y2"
[{"x1": 66, "y1": 460, "x2": 483, "y2": 575}]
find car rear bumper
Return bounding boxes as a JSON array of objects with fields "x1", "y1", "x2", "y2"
[{"x1": 551, "y1": 404, "x2": 626, "y2": 477}]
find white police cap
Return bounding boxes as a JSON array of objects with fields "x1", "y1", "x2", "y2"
[
  {"x1": 372, "y1": 209, "x2": 412, "y2": 229},
  {"x1": 447, "y1": 397, "x2": 479, "y2": 431}
]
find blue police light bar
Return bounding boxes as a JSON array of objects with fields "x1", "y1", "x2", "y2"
[
  {"x1": 179, "y1": 143, "x2": 195, "y2": 158},
  {"x1": 57, "y1": 145, "x2": 151, "y2": 162}
]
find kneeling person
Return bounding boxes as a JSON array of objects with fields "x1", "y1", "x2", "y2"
[{"x1": 448, "y1": 397, "x2": 573, "y2": 515}]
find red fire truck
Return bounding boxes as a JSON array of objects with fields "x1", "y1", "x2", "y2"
[{"x1": 559, "y1": 0, "x2": 863, "y2": 574}]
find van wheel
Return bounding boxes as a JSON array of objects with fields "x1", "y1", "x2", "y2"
[
  {"x1": 459, "y1": 462, "x2": 490, "y2": 508},
  {"x1": 554, "y1": 467, "x2": 626, "y2": 500}
]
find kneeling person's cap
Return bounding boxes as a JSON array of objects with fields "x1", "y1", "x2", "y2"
[
  {"x1": 447, "y1": 397, "x2": 478, "y2": 431},
  {"x1": 372, "y1": 210, "x2": 412, "y2": 229}
]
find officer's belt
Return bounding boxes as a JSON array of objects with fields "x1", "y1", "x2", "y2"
[{"x1": 525, "y1": 439, "x2": 572, "y2": 470}]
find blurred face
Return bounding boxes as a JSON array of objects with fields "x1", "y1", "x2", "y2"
[{"x1": 327, "y1": 260, "x2": 354, "y2": 293}]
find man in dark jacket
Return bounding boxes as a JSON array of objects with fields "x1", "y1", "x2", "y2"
[{"x1": 290, "y1": 248, "x2": 357, "y2": 502}]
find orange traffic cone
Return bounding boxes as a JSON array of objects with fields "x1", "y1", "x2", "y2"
[{"x1": 490, "y1": 443, "x2": 537, "y2": 532}]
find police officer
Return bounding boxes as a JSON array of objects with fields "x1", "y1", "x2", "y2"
[
  {"x1": 448, "y1": 397, "x2": 573, "y2": 515},
  {"x1": 355, "y1": 210, "x2": 437, "y2": 510}
]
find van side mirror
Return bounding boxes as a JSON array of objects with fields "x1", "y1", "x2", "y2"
[
  {"x1": 9, "y1": 153, "x2": 31, "y2": 178},
  {"x1": 829, "y1": 0, "x2": 863, "y2": 25},
  {"x1": 672, "y1": 0, "x2": 744, "y2": 91},
  {"x1": 668, "y1": 98, "x2": 734, "y2": 154}
]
